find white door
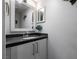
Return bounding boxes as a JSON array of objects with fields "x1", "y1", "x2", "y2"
[
  {"x1": 11, "y1": 42, "x2": 35, "y2": 59},
  {"x1": 35, "y1": 39, "x2": 47, "y2": 59}
]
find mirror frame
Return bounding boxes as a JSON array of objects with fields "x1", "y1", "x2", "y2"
[{"x1": 10, "y1": 0, "x2": 36, "y2": 32}]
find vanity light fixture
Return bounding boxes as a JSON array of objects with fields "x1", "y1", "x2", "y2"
[{"x1": 16, "y1": 0, "x2": 23, "y2": 3}]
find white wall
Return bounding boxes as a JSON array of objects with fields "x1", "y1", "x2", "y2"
[{"x1": 41, "y1": 0, "x2": 77, "y2": 59}]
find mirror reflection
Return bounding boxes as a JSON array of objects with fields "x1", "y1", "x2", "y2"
[{"x1": 15, "y1": 0, "x2": 33, "y2": 29}]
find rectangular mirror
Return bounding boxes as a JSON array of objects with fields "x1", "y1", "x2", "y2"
[
  {"x1": 37, "y1": 8, "x2": 46, "y2": 23},
  {"x1": 10, "y1": 0, "x2": 36, "y2": 32}
]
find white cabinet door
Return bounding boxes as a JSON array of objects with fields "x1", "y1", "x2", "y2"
[
  {"x1": 11, "y1": 42, "x2": 35, "y2": 59},
  {"x1": 6, "y1": 48, "x2": 11, "y2": 59},
  {"x1": 35, "y1": 39, "x2": 47, "y2": 59},
  {"x1": 7, "y1": 39, "x2": 47, "y2": 59}
]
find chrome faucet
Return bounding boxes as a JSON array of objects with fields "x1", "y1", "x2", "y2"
[
  {"x1": 23, "y1": 32, "x2": 29, "y2": 38},
  {"x1": 25, "y1": 32, "x2": 29, "y2": 37}
]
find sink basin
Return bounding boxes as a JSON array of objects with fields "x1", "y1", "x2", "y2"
[{"x1": 22, "y1": 36, "x2": 37, "y2": 40}]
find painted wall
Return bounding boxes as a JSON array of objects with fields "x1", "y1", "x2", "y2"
[{"x1": 41, "y1": 0, "x2": 77, "y2": 59}]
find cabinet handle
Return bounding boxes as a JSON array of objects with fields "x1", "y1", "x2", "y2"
[
  {"x1": 5, "y1": 2, "x2": 9, "y2": 16},
  {"x1": 36, "y1": 42, "x2": 38, "y2": 53},
  {"x1": 32, "y1": 44, "x2": 35, "y2": 56}
]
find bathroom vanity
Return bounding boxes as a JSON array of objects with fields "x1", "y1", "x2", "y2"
[
  {"x1": 6, "y1": 33, "x2": 48, "y2": 59},
  {"x1": 5, "y1": 0, "x2": 47, "y2": 59}
]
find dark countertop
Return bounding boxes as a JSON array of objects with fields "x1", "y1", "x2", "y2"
[{"x1": 6, "y1": 33, "x2": 48, "y2": 48}]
